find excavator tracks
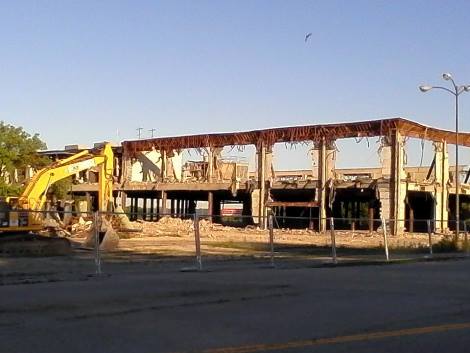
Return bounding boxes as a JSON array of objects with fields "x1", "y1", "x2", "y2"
[{"x1": 0, "y1": 233, "x2": 72, "y2": 256}]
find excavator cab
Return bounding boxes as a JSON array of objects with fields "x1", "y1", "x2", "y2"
[
  {"x1": 0, "y1": 197, "x2": 29, "y2": 229},
  {"x1": 0, "y1": 198, "x2": 10, "y2": 228}
]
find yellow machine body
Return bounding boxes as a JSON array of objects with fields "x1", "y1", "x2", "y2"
[{"x1": 0, "y1": 143, "x2": 114, "y2": 234}]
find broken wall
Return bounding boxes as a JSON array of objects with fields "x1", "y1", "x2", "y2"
[{"x1": 130, "y1": 149, "x2": 183, "y2": 182}]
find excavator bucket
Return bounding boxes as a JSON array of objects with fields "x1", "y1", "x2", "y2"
[{"x1": 83, "y1": 217, "x2": 119, "y2": 251}]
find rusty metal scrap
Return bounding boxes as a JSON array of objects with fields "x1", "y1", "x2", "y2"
[{"x1": 122, "y1": 117, "x2": 470, "y2": 155}]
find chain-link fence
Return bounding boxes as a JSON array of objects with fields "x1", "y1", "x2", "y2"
[{"x1": 2, "y1": 208, "x2": 469, "y2": 282}]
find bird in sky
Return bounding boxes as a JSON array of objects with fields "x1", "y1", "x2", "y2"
[{"x1": 305, "y1": 32, "x2": 312, "y2": 42}]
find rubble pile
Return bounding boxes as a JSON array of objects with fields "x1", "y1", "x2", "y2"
[
  {"x1": 137, "y1": 216, "x2": 195, "y2": 237},
  {"x1": 70, "y1": 217, "x2": 93, "y2": 238},
  {"x1": 116, "y1": 217, "x2": 236, "y2": 238}
]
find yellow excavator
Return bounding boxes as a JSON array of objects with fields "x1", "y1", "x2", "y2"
[{"x1": 0, "y1": 143, "x2": 118, "y2": 255}]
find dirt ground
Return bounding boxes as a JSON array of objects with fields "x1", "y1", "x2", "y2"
[
  {"x1": 108, "y1": 216, "x2": 446, "y2": 256},
  {"x1": 0, "y1": 216, "x2": 457, "y2": 286}
]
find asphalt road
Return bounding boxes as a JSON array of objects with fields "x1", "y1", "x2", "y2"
[{"x1": 1, "y1": 259, "x2": 470, "y2": 353}]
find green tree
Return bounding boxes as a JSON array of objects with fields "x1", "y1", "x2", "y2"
[
  {"x1": 0, "y1": 121, "x2": 49, "y2": 196},
  {"x1": 49, "y1": 177, "x2": 73, "y2": 200}
]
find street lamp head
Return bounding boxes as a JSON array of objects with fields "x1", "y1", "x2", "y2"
[
  {"x1": 419, "y1": 85, "x2": 433, "y2": 92},
  {"x1": 464, "y1": 85, "x2": 470, "y2": 92},
  {"x1": 442, "y1": 72, "x2": 453, "y2": 81}
]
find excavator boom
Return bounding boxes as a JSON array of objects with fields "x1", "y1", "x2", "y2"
[{"x1": 0, "y1": 143, "x2": 114, "y2": 233}]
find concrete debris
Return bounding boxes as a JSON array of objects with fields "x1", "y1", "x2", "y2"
[
  {"x1": 113, "y1": 205, "x2": 140, "y2": 232},
  {"x1": 70, "y1": 217, "x2": 93, "y2": 237},
  {"x1": 138, "y1": 216, "x2": 195, "y2": 237},
  {"x1": 41, "y1": 218, "x2": 71, "y2": 237}
]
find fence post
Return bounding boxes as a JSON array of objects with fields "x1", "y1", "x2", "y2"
[
  {"x1": 329, "y1": 217, "x2": 337, "y2": 264},
  {"x1": 381, "y1": 216, "x2": 390, "y2": 262},
  {"x1": 268, "y1": 213, "x2": 275, "y2": 267},
  {"x1": 194, "y1": 215, "x2": 202, "y2": 271},
  {"x1": 427, "y1": 219, "x2": 433, "y2": 257},
  {"x1": 94, "y1": 211, "x2": 102, "y2": 275}
]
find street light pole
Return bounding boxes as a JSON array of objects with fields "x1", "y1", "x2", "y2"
[
  {"x1": 455, "y1": 90, "x2": 459, "y2": 239},
  {"x1": 420, "y1": 73, "x2": 470, "y2": 240}
]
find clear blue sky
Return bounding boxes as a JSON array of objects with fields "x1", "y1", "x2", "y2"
[{"x1": 1, "y1": 0, "x2": 470, "y2": 168}]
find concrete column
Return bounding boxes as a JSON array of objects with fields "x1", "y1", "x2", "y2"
[
  {"x1": 188, "y1": 200, "x2": 197, "y2": 216},
  {"x1": 143, "y1": 198, "x2": 147, "y2": 221},
  {"x1": 434, "y1": 141, "x2": 449, "y2": 232},
  {"x1": 156, "y1": 197, "x2": 161, "y2": 219},
  {"x1": 264, "y1": 145, "x2": 274, "y2": 183},
  {"x1": 85, "y1": 192, "x2": 92, "y2": 213},
  {"x1": 207, "y1": 148, "x2": 213, "y2": 182},
  {"x1": 177, "y1": 199, "x2": 182, "y2": 218},
  {"x1": 161, "y1": 149, "x2": 167, "y2": 181},
  {"x1": 131, "y1": 197, "x2": 137, "y2": 220},
  {"x1": 120, "y1": 191, "x2": 127, "y2": 210},
  {"x1": 257, "y1": 143, "x2": 267, "y2": 229},
  {"x1": 379, "y1": 132, "x2": 406, "y2": 235},
  {"x1": 313, "y1": 138, "x2": 336, "y2": 232},
  {"x1": 121, "y1": 150, "x2": 132, "y2": 183},
  {"x1": 409, "y1": 207, "x2": 414, "y2": 233},
  {"x1": 368, "y1": 206, "x2": 374, "y2": 233},
  {"x1": 161, "y1": 191, "x2": 167, "y2": 215},
  {"x1": 213, "y1": 196, "x2": 221, "y2": 223},
  {"x1": 208, "y1": 191, "x2": 214, "y2": 222},
  {"x1": 186, "y1": 199, "x2": 189, "y2": 217}
]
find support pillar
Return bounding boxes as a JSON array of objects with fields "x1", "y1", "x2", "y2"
[
  {"x1": 170, "y1": 199, "x2": 175, "y2": 217},
  {"x1": 257, "y1": 142, "x2": 266, "y2": 229},
  {"x1": 120, "y1": 191, "x2": 127, "y2": 210},
  {"x1": 156, "y1": 197, "x2": 161, "y2": 219},
  {"x1": 143, "y1": 198, "x2": 147, "y2": 221},
  {"x1": 161, "y1": 149, "x2": 167, "y2": 181},
  {"x1": 379, "y1": 131, "x2": 406, "y2": 235},
  {"x1": 161, "y1": 191, "x2": 167, "y2": 215},
  {"x1": 129, "y1": 197, "x2": 134, "y2": 220},
  {"x1": 188, "y1": 200, "x2": 196, "y2": 216},
  {"x1": 207, "y1": 148, "x2": 213, "y2": 182},
  {"x1": 434, "y1": 141, "x2": 449, "y2": 232},
  {"x1": 85, "y1": 192, "x2": 92, "y2": 213},
  {"x1": 177, "y1": 199, "x2": 182, "y2": 218},
  {"x1": 121, "y1": 150, "x2": 132, "y2": 183},
  {"x1": 213, "y1": 196, "x2": 221, "y2": 224},
  {"x1": 208, "y1": 192, "x2": 214, "y2": 222},
  {"x1": 369, "y1": 206, "x2": 374, "y2": 233},
  {"x1": 313, "y1": 138, "x2": 336, "y2": 232},
  {"x1": 409, "y1": 207, "x2": 414, "y2": 233}
]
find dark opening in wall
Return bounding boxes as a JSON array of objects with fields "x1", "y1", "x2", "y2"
[
  {"x1": 405, "y1": 191, "x2": 434, "y2": 232},
  {"x1": 331, "y1": 188, "x2": 380, "y2": 230},
  {"x1": 448, "y1": 194, "x2": 470, "y2": 231},
  {"x1": 270, "y1": 189, "x2": 317, "y2": 229}
]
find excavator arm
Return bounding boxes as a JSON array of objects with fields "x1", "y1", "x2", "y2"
[{"x1": 2, "y1": 143, "x2": 114, "y2": 232}]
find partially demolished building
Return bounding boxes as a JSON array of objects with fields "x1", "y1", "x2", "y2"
[{"x1": 66, "y1": 117, "x2": 470, "y2": 235}]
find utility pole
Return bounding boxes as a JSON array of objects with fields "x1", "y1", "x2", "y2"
[
  {"x1": 137, "y1": 127, "x2": 143, "y2": 139},
  {"x1": 149, "y1": 128, "x2": 156, "y2": 138}
]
